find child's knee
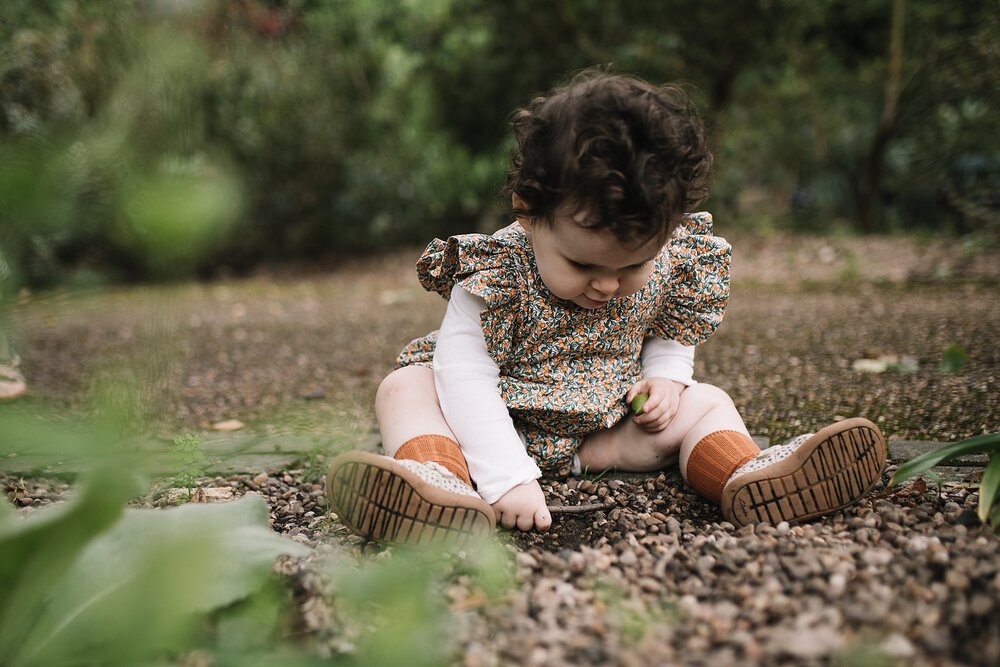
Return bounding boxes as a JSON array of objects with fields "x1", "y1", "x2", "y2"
[
  {"x1": 681, "y1": 383, "x2": 734, "y2": 413},
  {"x1": 375, "y1": 365, "x2": 436, "y2": 411}
]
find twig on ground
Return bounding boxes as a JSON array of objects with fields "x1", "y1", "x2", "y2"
[{"x1": 547, "y1": 503, "x2": 613, "y2": 514}]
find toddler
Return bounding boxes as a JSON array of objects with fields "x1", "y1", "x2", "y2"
[{"x1": 326, "y1": 70, "x2": 886, "y2": 545}]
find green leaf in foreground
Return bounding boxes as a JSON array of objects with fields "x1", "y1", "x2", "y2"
[
  {"x1": 7, "y1": 493, "x2": 308, "y2": 667},
  {"x1": 326, "y1": 541, "x2": 513, "y2": 667},
  {"x1": 940, "y1": 344, "x2": 969, "y2": 373},
  {"x1": 978, "y1": 451, "x2": 1000, "y2": 524},
  {"x1": 0, "y1": 467, "x2": 143, "y2": 661},
  {"x1": 888, "y1": 432, "x2": 1000, "y2": 488},
  {"x1": 116, "y1": 161, "x2": 243, "y2": 278}
]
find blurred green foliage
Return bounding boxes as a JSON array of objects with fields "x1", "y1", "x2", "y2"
[
  {"x1": 0, "y1": 407, "x2": 312, "y2": 666},
  {"x1": 1, "y1": 0, "x2": 997, "y2": 286},
  {"x1": 326, "y1": 541, "x2": 513, "y2": 667},
  {"x1": 940, "y1": 344, "x2": 970, "y2": 373},
  {"x1": 1, "y1": 394, "x2": 515, "y2": 664},
  {"x1": 170, "y1": 432, "x2": 207, "y2": 498}
]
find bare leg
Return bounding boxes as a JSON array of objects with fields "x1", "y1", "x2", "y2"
[
  {"x1": 375, "y1": 365, "x2": 457, "y2": 456},
  {"x1": 577, "y1": 383, "x2": 751, "y2": 478},
  {"x1": 578, "y1": 383, "x2": 887, "y2": 528}
]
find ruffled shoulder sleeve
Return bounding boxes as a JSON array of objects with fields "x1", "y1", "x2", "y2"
[
  {"x1": 415, "y1": 225, "x2": 528, "y2": 367},
  {"x1": 647, "y1": 211, "x2": 731, "y2": 346},
  {"x1": 416, "y1": 226, "x2": 526, "y2": 301}
]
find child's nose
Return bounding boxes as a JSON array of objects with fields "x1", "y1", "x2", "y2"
[{"x1": 591, "y1": 275, "x2": 619, "y2": 295}]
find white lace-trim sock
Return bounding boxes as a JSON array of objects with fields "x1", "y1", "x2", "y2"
[
  {"x1": 395, "y1": 459, "x2": 481, "y2": 499},
  {"x1": 730, "y1": 433, "x2": 815, "y2": 480}
]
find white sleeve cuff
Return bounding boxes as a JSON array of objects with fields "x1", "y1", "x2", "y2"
[{"x1": 641, "y1": 336, "x2": 697, "y2": 386}]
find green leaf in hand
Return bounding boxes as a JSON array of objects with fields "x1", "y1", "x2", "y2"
[{"x1": 631, "y1": 394, "x2": 649, "y2": 415}]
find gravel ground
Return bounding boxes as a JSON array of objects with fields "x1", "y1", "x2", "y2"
[
  {"x1": 4, "y1": 232, "x2": 1000, "y2": 665},
  {"x1": 6, "y1": 464, "x2": 998, "y2": 666}
]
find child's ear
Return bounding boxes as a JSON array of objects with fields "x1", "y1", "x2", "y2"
[{"x1": 512, "y1": 193, "x2": 532, "y2": 230}]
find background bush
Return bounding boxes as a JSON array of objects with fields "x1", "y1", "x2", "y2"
[{"x1": 1, "y1": 0, "x2": 997, "y2": 286}]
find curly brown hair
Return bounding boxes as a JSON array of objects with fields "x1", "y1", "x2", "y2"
[{"x1": 505, "y1": 69, "x2": 712, "y2": 245}]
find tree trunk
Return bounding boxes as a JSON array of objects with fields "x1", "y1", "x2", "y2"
[{"x1": 859, "y1": 0, "x2": 905, "y2": 232}]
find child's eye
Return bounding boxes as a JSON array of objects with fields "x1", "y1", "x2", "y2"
[
  {"x1": 570, "y1": 260, "x2": 593, "y2": 271},
  {"x1": 626, "y1": 261, "x2": 650, "y2": 271}
]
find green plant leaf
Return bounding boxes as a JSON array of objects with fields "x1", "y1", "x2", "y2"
[
  {"x1": 888, "y1": 432, "x2": 1000, "y2": 487},
  {"x1": 117, "y1": 164, "x2": 243, "y2": 277},
  {"x1": 215, "y1": 579, "x2": 285, "y2": 654},
  {"x1": 0, "y1": 467, "x2": 143, "y2": 661},
  {"x1": 979, "y1": 451, "x2": 1000, "y2": 524},
  {"x1": 0, "y1": 495, "x2": 13, "y2": 523},
  {"x1": 10, "y1": 494, "x2": 309, "y2": 667},
  {"x1": 940, "y1": 344, "x2": 969, "y2": 373},
  {"x1": 0, "y1": 409, "x2": 135, "y2": 471}
]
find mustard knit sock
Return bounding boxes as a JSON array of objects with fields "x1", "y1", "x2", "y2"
[
  {"x1": 394, "y1": 434, "x2": 472, "y2": 486},
  {"x1": 685, "y1": 431, "x2": 760, "y2": 503}
]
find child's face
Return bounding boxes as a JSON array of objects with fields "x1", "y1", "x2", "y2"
[{"x1": 519, "y1": 206, "x2": 663, "y2": 310}]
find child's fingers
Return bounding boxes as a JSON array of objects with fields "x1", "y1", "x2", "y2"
[
  {"x1": 634, "y1": 403, "x2": 659, "y2": 424},
  {"x1": 644, "y1": 411, "x2": 670, "y2": 432},
  {"x1": 636, "y1": 387, "x2": 661, "y2": 409},
  {"x1": 533, "y1": 507, "x2": 552, "y2": 531},
  {"x1": 647, "y1": 407, "x2": 676, "y2": 432},
  {"x1": 498, "y1": 510, "x2": 517, "y2": 530},
  {"x1": 633, "y1": 391, "x2": 663, "y2": 423},
  {"x1": 626, "y1": 380, "x2": 649, "y2": 403},
  {"x1": 639, "y1": 397, "x2": 677, "y2": 432},
  {"x1": 515, "y1": 510, "x2": 537, "y2": 532},
  {"x1": 661, "y1": 396, "x2": 679, "y2": 422}
]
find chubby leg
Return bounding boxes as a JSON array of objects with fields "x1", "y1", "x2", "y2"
[
  {"x1": 375, "y1": 365, "x2": 457, "y2": 456},
  {"x1": 578, "y1": 383, "x2": 887, "y2": 527},
  {"x1": 577, "y1": 383, "x2": 752, "y2": 476}
]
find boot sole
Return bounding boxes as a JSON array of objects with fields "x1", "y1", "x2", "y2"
[
  {"x1": 326, "y1": 451, "x2": 495, "y2": 546},
  {"x1": 721, "y1": 418, "x2": 887, "y2": 527}
]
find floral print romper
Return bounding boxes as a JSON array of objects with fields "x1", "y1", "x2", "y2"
[{"x1": 396, "y1": 212, "x2": 731, "y2": 475}]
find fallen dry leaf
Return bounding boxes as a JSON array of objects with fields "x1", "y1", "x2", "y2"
[{"x1": 212, "y1": 419, "x2": 245, "y2": 432}]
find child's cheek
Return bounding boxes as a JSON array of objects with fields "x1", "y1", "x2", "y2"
[
  {"x1": 621, "y1": 273, "x2": 649, "y2": 297},
  {"x1": 540, "y1": 271, "x2": 574, "y2": 301}
]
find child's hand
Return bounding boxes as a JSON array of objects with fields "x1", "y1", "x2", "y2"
[
  {"x1": 627, "y1": 378, "x2": 685, "y2": 433},
  {"x1": 491, "y1": 480, "x2": 551, "y2": 532}
]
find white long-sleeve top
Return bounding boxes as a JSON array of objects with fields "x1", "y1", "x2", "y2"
[{"x1": 433, "y1": 286, "x2": 697, "y2": 503}]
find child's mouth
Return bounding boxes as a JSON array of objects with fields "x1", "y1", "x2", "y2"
[{"x1": 581, "y1": 295, "x2": 612, "y2": 308}]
